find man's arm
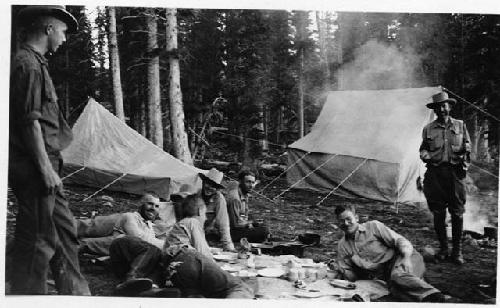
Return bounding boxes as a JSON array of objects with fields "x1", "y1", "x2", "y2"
[
  {"x1": 214, "y1": 194, "x2": 235, "y2": 251},
  {"x1": 335, "y1": 243, "x2": 358, "y2": 281},
  {"x1": 183, "y1": 218, "x2": 213, "y2": 259},
  {"x1": 372, "y1": 220, "x2": 413, "y2": 272},
  {"x1": 13, "y1": 62, "x2": 61, "y2": 194},
  {"x1": 419, "y1": 127, "x2": 431, "y2": 162},
  {"x1": 22, "y1": 121, "x2": 62, "y2": 194}
]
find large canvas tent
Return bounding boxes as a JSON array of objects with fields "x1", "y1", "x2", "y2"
[
  {"x1": 287, "y1": 87, "x2": 440, "y2": 204},
  {"x1": 62, "y1": 98, "x2": 205, "y2": 200}
]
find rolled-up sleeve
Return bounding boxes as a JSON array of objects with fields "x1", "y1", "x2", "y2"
[
  {"x1": 337, "y1": 241, "x2": 358, "y2": 281},
  {"x1": 371, "y1": 220, "x2": 411, "y2": 252},
  {"x1": 11, "y1": 61, "x2": 43, "y2": 124}
]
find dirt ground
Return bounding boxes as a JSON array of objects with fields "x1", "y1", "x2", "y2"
[{"x1": 5, "y1": 164, "x2": 498, "y2": 303}]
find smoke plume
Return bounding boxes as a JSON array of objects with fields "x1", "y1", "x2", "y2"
[{"x1": 336, "y1": 40, "x2": 424, "y2": 91}]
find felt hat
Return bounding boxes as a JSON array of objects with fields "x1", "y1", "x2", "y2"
[
  {"x1": 170, "y1": 184, "x2": 198, "y2": 202},
  {"x1": 426, "y1": 91, "x2": 456, "y2": 109},
  {"x1": 17, "y1": 5, "x2": 78, "y2": 33},
  {"x1": 199, "y1": 168, "x2": 225, "y2": 189}
]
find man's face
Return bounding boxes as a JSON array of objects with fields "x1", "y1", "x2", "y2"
[
  {"x1": 202, "y1": 180, "x2": 217, "y2": 197},
  {"x1": 139, "y1": 196, "x2": 160, "y2": 221},
  {"x1": 47, "y1": 19, "x2": 67, "y2": 53},
  {"x1": 434, "y1": 102, "x2": 451, "y2": 120},
  {"x1": 240, "y1": 175, "x2": 256, "y2": 194},
  {"x1": 337, "y1": 209, "x2": 359, "y2": 236}
]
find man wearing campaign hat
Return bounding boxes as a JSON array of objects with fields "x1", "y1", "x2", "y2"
[
  {"x1": 198, "y1": 168, "x2": 236, "y2": 251},
  {"x1": 8, "y1": 5, "x2": 90, "y2": 294},
  {"x1": 419, "y1": 91, "x2": 471, "y2": 265}
]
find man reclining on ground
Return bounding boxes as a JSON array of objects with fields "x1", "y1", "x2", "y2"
[
  {"x1": 109, "y1": 193, "x2": 253, "y2": 298},
  {"x1": 329, "y1": 204, "x2": 445, "y2": 303},
  {"x1": 79, "y1": 194, "x2": 165, "y2": 255}
]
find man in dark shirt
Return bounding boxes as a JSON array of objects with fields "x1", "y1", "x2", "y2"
[
  {"x1": 419, "y1": 91, "x2": 471, "y2": 265},
  {"x1": 8, "y1": 5, "x2": 90, "y2": 294},
  {"x1": 226, "y1": 170, "x2": 269, "y2": 243}
]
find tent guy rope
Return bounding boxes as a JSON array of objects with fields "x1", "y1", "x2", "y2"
[
  {"x1": 443, "y1": 87, "x2": 499, "y2": 123},
  {"x1": 82, "y1": 173, "x2": 128, "y2": 202},
  {"x1": 258, "y1": 151, "x2": 311, "y2": 194},
  {"x1": 61, "y1": 166, "x2": 86, "y2": 181},
  {"x1": 315, "y1": 158, "x2": 369, "y2": 207},
  {"x1": 274, "y1": 154, "x2": 339, "y2": 200}
]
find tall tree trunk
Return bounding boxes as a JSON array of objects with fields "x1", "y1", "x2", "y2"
[
  {"x1": 166, "y1": 8, "x2": 193, "y2": 164},
  {"x1": 146, "y1": 9, "x2": 163, "y2": 148},
  {"x1": 316, "y1": 11, "x2": 330, "y2": 91},
  {"x1": 471, "y1": 112, "x2": 479, "y2": 160},
  {"x1": 298, "y1": 50, "x2": 305, "y2": 137},
  {"x1": 107, "y1": 6, "x2": 125, "y2": 121}
]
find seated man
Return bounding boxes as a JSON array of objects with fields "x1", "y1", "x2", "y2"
[
  {"x1": 165, "y1": 194, "x2": 213, "y2": 259},
  {"x1": 109, "y1": 194, "x2": 253, "y2": 298},
  {"x1": 79, "y1": 194, "x2": 164, "y2": 255},
  {"x1": 226, "y1": 170, "x2": 269, "y2": 243},
  {"x1": 198, "y1": 168, "x2": 235, "y2": 251},
  {"x1": 330, "y1": 204, "x2": 445, "y2": 302}
]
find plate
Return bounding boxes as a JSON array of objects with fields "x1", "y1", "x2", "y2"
[
  {"x1": 257, "y1": 268, "x2": 286, "y2": 278},
  {"x1": 213, "y1": 254, "x2": 236, "y2": 261},
  {"x1": 220, "y1": 264, "x2": 241, "y2": 272}
]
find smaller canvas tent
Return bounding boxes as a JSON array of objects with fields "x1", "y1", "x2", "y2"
[
  {"x1": 287, "y1": 87, "x2": 439, "y2": 204},
  {"x1": 62, "y1": 98, "x2": 205, "y2": 200}
]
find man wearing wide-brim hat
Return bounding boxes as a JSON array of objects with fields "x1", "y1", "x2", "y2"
[
  {"x1": 198, "y1": 168, "x2": 236, "y2": 251},
  {"x1": 419, "y1": 91, "x2": 471, "y2": 265},
  {"x1": 7, "y1": 5, "x2": 90, "y2": 294}
]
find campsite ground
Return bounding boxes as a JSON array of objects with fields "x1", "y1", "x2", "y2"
[{"x1": 5, "y1": 163, "x2": 498, "y2": 303}]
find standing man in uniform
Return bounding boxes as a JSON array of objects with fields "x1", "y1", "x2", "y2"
[
  {"x1": 419, "y1": 91, "x2": 471, "y2": 265},
  {"x1": 8, "y1": 5, "x2": 90, "y2": 294}
]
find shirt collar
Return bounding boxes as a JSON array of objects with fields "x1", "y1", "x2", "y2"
[
  {"x1": 432, "y1": 117, "x2": 453, "y2": 129},
  {"x1": 238, "y1": 186, "x2": 249, "y2": 201},
  {"x1": 21, "y1": 43, "x2": 48, "y2": 66}
]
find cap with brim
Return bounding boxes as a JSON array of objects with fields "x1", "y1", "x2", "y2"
[
  {"x1": 17, "y1": 5, "x2": 78, "y2": 33},
  {"x1": 426, "y1": 91, "x2": 457, "y2": 109},
  {"x1": 199, "y1": 168, "x2": 225, "y2": 189}
]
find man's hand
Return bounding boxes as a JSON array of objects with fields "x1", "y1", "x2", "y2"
[
  {"x1": 398, "y1": 256, "x2": 413, "y2": 273},
  {"x1": 420, "y1": 150, "x2": 431, "y2": 162},
  {"x1": 41, "y1": 165, "x2": 62, "y2": 195}
]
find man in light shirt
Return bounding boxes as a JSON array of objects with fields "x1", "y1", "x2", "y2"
[{"x1": 331, "y1": 204, "x2": 445, "y2": 302}]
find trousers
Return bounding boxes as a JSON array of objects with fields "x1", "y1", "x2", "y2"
[
  {"x1": 384, "y1": 251, "x2": 440, "y2": 301},
  {"x1": 230, "y1": 224, "x2": 269, "y2": 243},
  {"x1": 109, "y1": 236, "x2": 254, "y2": 298},
  {"x1": 8, "y1": 158, "x2": 90, "y2": 295}
]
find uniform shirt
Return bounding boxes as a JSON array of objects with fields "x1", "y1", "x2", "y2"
[
  {"x1": 337, "y1": 220, "x2": 412, "y2": 280},
  {"x1": 419, "y1": 117, "x2": 471, "y2": 166},
  {"x1": 163, "y1": 217, "x2": 213, "y2": 259},
  {"x1": 226, "y1": 186, "x2": 250, "y2": 228},
  {"x1": 9, "y1": 44, "x2": 72, "y2": 162},
  {"x1": 199, "y1": 191, "x2": 234, "y2": 250},
  {"x1": 113, "y1": 212, "x2": 164, "y2": 249}
]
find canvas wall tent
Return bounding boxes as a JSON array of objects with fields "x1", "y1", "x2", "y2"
[
  {"x1": 62, "y1": 98, "x2": 205, "y2": 200},
  {"x1": 287, "y1": 87, "x2": 440, "y2": 204}
]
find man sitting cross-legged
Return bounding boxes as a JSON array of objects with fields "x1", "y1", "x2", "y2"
[
  {"x1": 109, "y1": 193, "x2": 253, "y2": 298},
  {"x1": 330, "y1": 204, "x2": 445, "y2": 302}
]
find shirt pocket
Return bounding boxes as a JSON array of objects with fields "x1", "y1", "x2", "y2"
[
  {"x1": 427, "y1": 131, "x2": 443, "y2": 151},
  {"x1": 450, "y1": 126, "x2": 464, "y2": 152}
]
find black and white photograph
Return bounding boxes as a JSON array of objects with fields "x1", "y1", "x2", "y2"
[{"x1": 2, "y1": 0, "x2": 499, "y2": 306}]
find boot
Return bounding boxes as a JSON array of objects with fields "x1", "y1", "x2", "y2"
[
  {"x1": 433, "y1": 212, "x2": 449, "y2": 261},
  {"x1": 451, "y1": 215, "x2": 464, "y2": 265}
]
